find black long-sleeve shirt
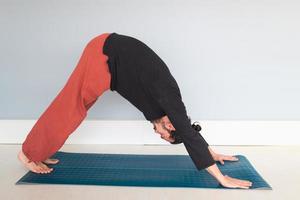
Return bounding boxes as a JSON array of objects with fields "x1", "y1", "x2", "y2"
[{"x1": 103, "y1": 32, "x2": 215, "y2": 170}]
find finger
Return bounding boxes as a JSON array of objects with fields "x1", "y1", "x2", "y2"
[
  {"x1": 220, "y1": 159, "x2": 225, "y2": 165},
  {"x1": 235, "y1": 180, "x2": 252, "y2": 187},
  {"x1": 225, "y1": 176, "x2": 247, "y2": 183},
  {"x1": 231, "y1": 181, "x2": 250, "y2": 189},
  {"x1": 237, "y1": 185, "x2": 250, "y2": 189},
  {"x1": 233, "y1": 156, "x2": 239, "y2": 161},
  {"x1": 228, "y1": 177, "x2": 252, "y2": 186},
  {"x1": 223, "y1": 155, "x2": 239, "y2": 161},
  {"x1": 225, "y1": 179, "x2": 249, "y2": 189},
  {"x1": 231, "y1": 177, "x2": 252, "y2": 185},
  {"x1": 229, "y1": 156, "x2": 239, "y2": 161},
  {"x1": 237, "y1": 181, "x2": 250, "y2": 189}
]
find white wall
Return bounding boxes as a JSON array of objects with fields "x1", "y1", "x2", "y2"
[
  {"x1": 1, "y1": 120, "x2": 300, "y2": 145},
  {"x1": 0, "y1": 0, "x2": 300, "y2": 144}
]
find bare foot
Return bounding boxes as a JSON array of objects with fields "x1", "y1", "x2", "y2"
[{"x1": 17, "y1": 150, "x2": 59, "y2": 174}]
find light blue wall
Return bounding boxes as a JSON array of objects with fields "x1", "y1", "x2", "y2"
[{"x1": 1, "y1": 0, "x2": 299, "y2": 120}]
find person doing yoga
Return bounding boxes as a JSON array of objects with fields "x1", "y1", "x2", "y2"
[{"x1": 18, "y1": 32, "x2": 252, "y2": 189}]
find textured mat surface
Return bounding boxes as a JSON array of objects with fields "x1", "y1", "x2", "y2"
[{"x1": 16, "y1": 151, "x2": 271, "y2": 189}]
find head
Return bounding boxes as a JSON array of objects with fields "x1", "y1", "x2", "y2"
[
  {"x1": 151, "y1": 115, "x2": 199, "y2": 144},
  {"x1": 151, "y1": 115, "x2": 176, "y2": 143}
]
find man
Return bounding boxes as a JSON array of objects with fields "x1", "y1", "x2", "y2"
[{"x1": 18, "y1": 33, "x2": 252, "y2": 189}]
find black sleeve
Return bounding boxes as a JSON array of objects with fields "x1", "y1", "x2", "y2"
[
  {"x1": 147, "y1": 77, "x2": 216, "y2": 170},
  {"x1": 188, "y1": 117, "x2": 209, "y2": 147}
]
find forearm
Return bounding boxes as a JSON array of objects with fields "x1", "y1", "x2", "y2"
[
  {"x1": 205, "y1": 163, "x2": 225, "y2": 183},
  {"x1": 208, "y1": 146, "x2": 217, "y2": 159}
]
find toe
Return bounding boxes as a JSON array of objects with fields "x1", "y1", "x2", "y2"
[
  {"x1": 43, "y1": 158, "x2": 59, "y2": 165},
  {"x1": 39, "y1": 162, "x2": 53, "y2": 173}
]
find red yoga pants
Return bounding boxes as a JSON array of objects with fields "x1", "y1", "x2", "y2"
[{"x1": 22, "y1": 33, "x2": 112, "y2": 162}]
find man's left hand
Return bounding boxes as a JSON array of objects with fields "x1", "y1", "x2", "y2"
[
  {"x1": 212, "y1": 153, "x2": 239, "y2": 165},
  {"x1": 208, "y1": 147, "x2": 239, "y2": 165}
]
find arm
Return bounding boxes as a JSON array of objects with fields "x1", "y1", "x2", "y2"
[
  {"x1": 146, "y1": 77, "x2": 252, "y2": 188},
  {"x1": 147, "y1": 77, "x2": 215, "y2": 170},
  {"x1": 206, "y1": 163, "x2": 226, "y2": 183}
]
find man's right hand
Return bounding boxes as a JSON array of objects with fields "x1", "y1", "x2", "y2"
[
  {"x1": 206, "y1": 163, "x2": 252, "y2": 189},
  {"x1": 219, "y1": 175, "x2": 252, "y2": 189}
]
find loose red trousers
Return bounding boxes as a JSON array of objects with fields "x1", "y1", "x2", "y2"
[{"x1": 22, "y1": 33, "x2": 112, "y2": 162}]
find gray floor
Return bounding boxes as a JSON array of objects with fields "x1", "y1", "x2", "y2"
[{"x1": 1, "y1": 144, "x2": 299, "y2": 200}]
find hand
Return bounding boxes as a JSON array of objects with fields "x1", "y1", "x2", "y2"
[
  {"x1": 220, "y1": 175, "x2": 252, "y2": 189},
  {"x1": 206, "y1": 163, "x2": 252, "y2": 189},
  {"x1": 208, "y1": 147, "x2": 238, "y2": 165},
  {"x1": 212, "y1": 153, "x2": 239, "y2": 165}
]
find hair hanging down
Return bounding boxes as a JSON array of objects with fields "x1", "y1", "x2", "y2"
[{"x1": 170, "y1": 116, "x2": 202, "y2": 144}]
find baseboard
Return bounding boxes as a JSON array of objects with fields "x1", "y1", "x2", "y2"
[{"x1": 0, "y1": 120, "x2": 299, "y2": 145}]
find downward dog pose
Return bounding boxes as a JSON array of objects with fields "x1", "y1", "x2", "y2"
[{"x1": 18, "y1": 33, "x2": 252, "y2": 189}]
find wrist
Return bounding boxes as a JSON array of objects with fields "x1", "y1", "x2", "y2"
[
  {"x1": 206, "y1": 163, "x2": 225, "y2": 183},
  {"x1": 208, "y1": 148, "x2": 217, "y2": 160},
  {"x1": 217, "y1": 174, "x2": 226, "y2": 184}
]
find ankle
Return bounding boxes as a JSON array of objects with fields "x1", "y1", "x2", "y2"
[{"x1": 18, "y1": 150, "x2": 30, "y2": 163}]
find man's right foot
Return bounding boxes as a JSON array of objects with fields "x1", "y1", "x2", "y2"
[{"x1": 17, "y1": 150, "x2": 58, "y2": 174}]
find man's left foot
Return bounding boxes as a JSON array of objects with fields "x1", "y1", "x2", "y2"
[{"x1": 18, "y1": 150, "x2": 59, "y2": 174}]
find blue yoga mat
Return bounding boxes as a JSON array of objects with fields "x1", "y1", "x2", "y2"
[{"x1": 16, "y1": 151, "x2": 271, "y2": 189}]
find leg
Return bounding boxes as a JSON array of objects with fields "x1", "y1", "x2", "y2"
[{"x1": 18, "y1": 33, "x2": 111, "y2": 173}]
